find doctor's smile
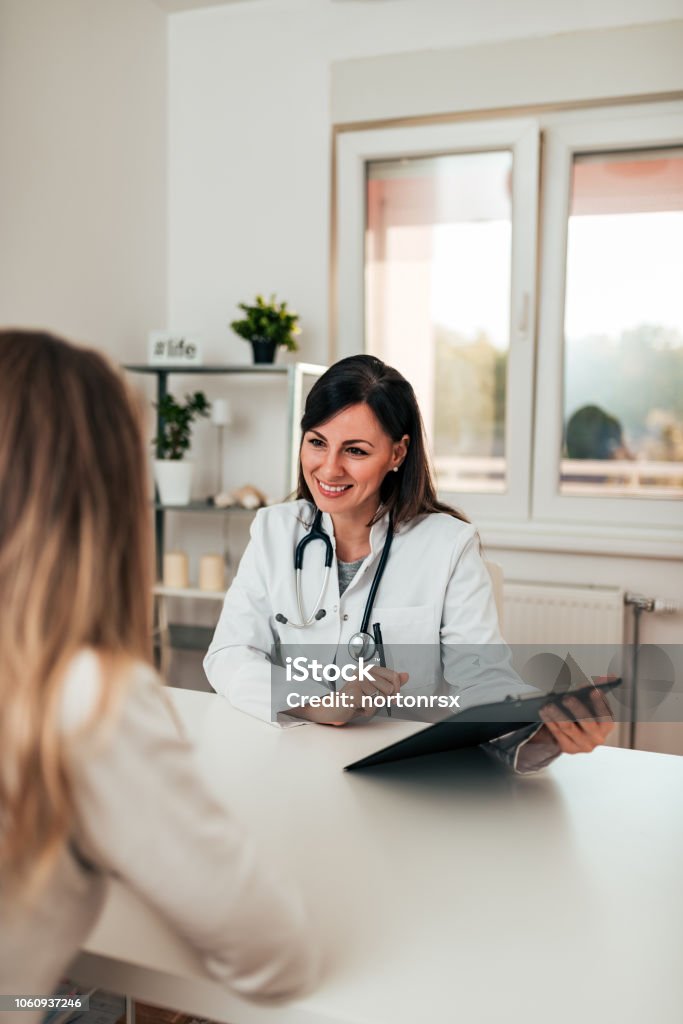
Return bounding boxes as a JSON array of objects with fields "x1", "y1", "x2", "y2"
[{"x1": 315, "y1": 480, "x2": 353, "y2": 498}]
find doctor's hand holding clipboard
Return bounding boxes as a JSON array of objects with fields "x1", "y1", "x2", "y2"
[{"x1": 204, "y1": 355, "x2": 613, "y2": 773}]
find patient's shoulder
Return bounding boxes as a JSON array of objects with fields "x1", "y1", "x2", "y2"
[{"x1": 59, "y1": 649, "x2": 157, "y2": 735}]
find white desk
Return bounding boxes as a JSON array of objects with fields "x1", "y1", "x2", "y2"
[{"x1": 72, "y1": 689, "x2": 683, "y2": 1024}]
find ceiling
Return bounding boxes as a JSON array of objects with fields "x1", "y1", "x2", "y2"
[
  {"x1": 152, "y1": 0, "x2": 252, "y2": 11},
  {"x1": 152, "y1": 0, "x2": 392, "y2": 11}
]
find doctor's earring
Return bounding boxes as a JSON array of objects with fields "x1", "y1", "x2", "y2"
[{"x1": 392, "y1": 466, "x2": 399, "y2": 472}]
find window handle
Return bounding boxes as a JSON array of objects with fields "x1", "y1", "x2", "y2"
[{"x1": 516, "y1": 291, "x2": 530, "y2": 337}]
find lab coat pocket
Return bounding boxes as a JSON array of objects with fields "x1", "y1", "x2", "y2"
[{"x1": 371, "y1": 605, "x2": 440, "y2": 691}]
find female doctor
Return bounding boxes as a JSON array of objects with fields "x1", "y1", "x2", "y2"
[{"x1": 204, "y1": 356, "x2": 612, "y2": 771}]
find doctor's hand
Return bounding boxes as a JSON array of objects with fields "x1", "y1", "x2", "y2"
[
  {"x1": 340, "y1": 665, "x2": 410, "y2": 726},
  {"x1": 533, "y1": 687, "x2": 614, "y2": 755},
  {"x1": 291, "y1": 666, "x2": 409, "y2": 726}
]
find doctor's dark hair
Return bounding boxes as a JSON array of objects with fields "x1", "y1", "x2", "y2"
[
  {"x1": 296, "y1": 355, "x2": 468, "y2": 528},
  {"x1": 0, "y1": 330, "x2": 152, "y2": 895}
]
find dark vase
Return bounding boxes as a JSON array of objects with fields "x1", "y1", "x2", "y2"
[{"x1": 250, "y1": 338, "x2": 278, "y2": 364}]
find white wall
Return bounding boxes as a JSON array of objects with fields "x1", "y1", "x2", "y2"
[
  {"x1": 0, "y1": 0, "x2": 167, "y2": 362},
  {"x1": 168, "y1": 0, "x2": 683, "y2": 363},
  {"x1": 168, "y1": 0, "x2": 683, "y2": 750}
]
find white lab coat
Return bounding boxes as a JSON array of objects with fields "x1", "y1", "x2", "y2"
[{"x1": 205, "y1": 500, "x2": 529, "y2": 727}]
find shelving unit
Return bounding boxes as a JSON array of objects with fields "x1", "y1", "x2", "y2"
[
  {"x1": 153, "y1": 500, "x2": 256, "y2": 513},
  {"x1": 125, "y1": 361, "x2": 326, "y2": 665},
  {"x1": 152, "y1": 583, "x2": 226, "y2": 675},
  {"x1": 153, "y1": 583, "x2": 227, "y2": 600}
]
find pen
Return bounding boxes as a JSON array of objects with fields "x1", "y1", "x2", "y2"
[{"x1": 372, "y1": 622, "x2": 391, "y2": 716}]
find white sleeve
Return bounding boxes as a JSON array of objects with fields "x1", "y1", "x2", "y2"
[
  {"x1": 440, "y1": 528, "x2": 501, "y2": 646},
  {"x1": 439, "y1": 528, "x2": 561, "y2": 774},
  {"x1": 64, "y1": 664, "x2": 318, "y2": 1000},
  {"x1": 440, "y1": 528, "x2": 518, "y2": 700},
  {"x1": 204, "y1": 511, "x2": 295, "y2": 727}
]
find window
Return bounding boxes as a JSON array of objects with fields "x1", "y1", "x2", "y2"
[
  {"x1": 336, "y1": 102, "x2": 683, "y2": 531},
  {"x1": 366, "y1": 151, "x2": 512, "y2": 495},
  {"x1": 336, "y1": 119, "x2": 538, "y2": 522},
  {"x1": 562, "y1": 149, "x2": 683, "y2": 497},
  {"x1": 534, "y1": 105, "x2": 683, "y2": 527}
]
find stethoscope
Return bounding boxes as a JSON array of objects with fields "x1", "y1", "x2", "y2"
[{"x1": 275, "y1": 508, "x2": 394, "y2": 661}]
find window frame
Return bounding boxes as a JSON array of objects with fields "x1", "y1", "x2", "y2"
[
  {"x1": 335, "y1": 118, "x2": 540, "y2": 523},
  {"x1": 533, "y1": 102, "x2": 683, "y2": 529}
]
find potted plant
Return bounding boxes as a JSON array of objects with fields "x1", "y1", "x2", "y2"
[
  {"x1": 152, "y1": 391, "x2": 210, "y2": 505},
  {"x1": 230, "y1": 293, "x2": 301, "y2": 364}
]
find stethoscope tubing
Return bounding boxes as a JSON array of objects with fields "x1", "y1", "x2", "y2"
[
  {"x1": 357, "y1": 518, "x2": 394, "y2": 638},
  {"x1": 277, "y1": 507, "x2": 393, "y2": 656},
  {"x1": 294, "y1": 564, "x2": 331, "y2": 628}
]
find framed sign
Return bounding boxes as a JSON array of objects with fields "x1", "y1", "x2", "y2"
[{"x1": 148, "y1": 331, "x2": 203, "y2": 366}]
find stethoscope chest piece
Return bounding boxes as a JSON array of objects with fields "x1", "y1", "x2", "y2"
[{"x1": 347, "y1": 631, "x2": 377, "y2": 661}]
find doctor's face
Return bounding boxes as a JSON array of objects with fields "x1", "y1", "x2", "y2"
[{"x1": 300, "y1": 402, "x2": 408, "y2": 520}]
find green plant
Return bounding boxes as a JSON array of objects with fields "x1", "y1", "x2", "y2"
[
  {"x1": 230, "y1": 293, "x2": 301, "y2": 352},
  {"x1": 153, "y1": 392, "x2": 210, "y2": 460}
]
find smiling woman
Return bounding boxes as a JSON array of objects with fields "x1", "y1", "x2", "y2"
[
  {"x1": 303, "y1": 405, "x2": 395, "y2": 496},
  {"x1": 302, "y1": 405, "x2": 406, "y2": 555},
  {"x1": 205, "y1": 355, "x2": 613, "y2": 763},
  {"x1": 296, "y1": 355, "x2": 467, "y2": 540}
]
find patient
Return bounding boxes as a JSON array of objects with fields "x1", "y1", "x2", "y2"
[{"x1": 0, "y1": 331, "x2": 316, "y2": 1019}]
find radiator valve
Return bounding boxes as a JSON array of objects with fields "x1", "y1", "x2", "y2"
[{"x1": 624, "y1": 592, "x2": 680, "y2": 615}]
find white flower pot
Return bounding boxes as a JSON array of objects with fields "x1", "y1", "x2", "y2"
[{"x1": 154, "y1": 459, "x2": 193, "y2": 506}]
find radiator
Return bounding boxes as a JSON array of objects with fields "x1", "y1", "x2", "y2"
[{"x1": 502, "y1": 582, "x2": 625, "y2": 645}]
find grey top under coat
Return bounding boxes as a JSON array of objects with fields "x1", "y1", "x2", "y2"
[{"x1": 337, "y1": 558, "x2": 364, "y2": 596}]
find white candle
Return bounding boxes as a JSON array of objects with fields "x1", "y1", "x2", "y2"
[
  {"x1": 211, "y1": 399, "x2": 232, "y2": 427},
  {"x1": 163, "y1": 551, "x2": 189, "y2": 589},
  {"x1": 199, "y1": 554, "x2": 225, "y2": 592}
]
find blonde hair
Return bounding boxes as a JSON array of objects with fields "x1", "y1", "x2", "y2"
[{"x1": 0, "y1": 331, "x2": 152, "y2": 893}]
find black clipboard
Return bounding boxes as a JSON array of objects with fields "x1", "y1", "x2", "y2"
[{"x1": 344, "y1": 678, "x2": 622, "y2": 771}]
